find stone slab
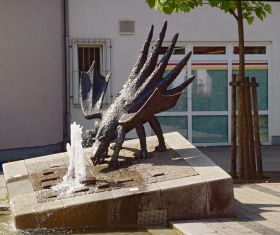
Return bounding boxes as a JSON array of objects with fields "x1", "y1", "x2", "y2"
[
  {"x1": 3, "y1": 160, "x2": 28, "y2": 183},
  {"x1": 4, "y1": 132, "x2": 235, "y2": 230}
]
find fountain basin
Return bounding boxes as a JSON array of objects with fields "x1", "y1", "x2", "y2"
[{"x1": 3, "y1": 132, "x2": 235, "y2": 230}]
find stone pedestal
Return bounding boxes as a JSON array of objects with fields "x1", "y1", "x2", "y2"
[{"x1": 3, "y1": 132, "x2": 235, "y2": 230}]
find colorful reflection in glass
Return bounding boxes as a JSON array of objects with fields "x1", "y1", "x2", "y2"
[
  {"x1": 192, "y1": 116, "x2": 228, "y2": 143},
  {"x1": 155, "y1": 116, "x2": 188, "y2": 138},
  {"x1": 192, "y1": 61, "x2": 228, "y2": 111}
]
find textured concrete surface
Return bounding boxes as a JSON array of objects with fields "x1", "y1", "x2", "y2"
[{"x1": 3, "y1": 132, "x2": 234, "y2": 229}]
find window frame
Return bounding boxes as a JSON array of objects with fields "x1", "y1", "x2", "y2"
[
  {"x1": 155, "y1": 42, "x2": 271, "y2": 146},
  {"x1": 70, "y1": 38, "x2": 111, "y2": 105}
]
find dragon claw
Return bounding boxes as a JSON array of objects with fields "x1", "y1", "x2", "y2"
[
  {"x1": 155, "y1": 144, "x2": 166, "y2": 152},
  {"x1": 137, "y1": 149, "x2": 149, "y2": 159},
  {"x1": 109, "y1": 158, "x2": 118, "y2": 169}
]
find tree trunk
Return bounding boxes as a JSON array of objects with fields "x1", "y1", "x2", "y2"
[
  {"x1": 251, "y1": 77, "x2": 263, "y2": 176},
  {"x1": 245, "y1": 76, "x2": 256, "y2": 177},
  {"x1": 237, "y1": 0, "x2": 249, "y2": 179},
  {"x1": 231, "y1": 75, "x2": 237, "y2": 178}
]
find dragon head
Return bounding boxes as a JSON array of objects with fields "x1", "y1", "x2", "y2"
[{"x1": 90, "y1": 122, "x2": 116, "y2": 165}]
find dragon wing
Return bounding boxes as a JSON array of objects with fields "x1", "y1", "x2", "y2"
[
  {"x1": 119, "y1": 75, "x2": 195, "y2": 132},
  {"x1": 80, "y1": 61, "x2": 111, "y2": 119}
]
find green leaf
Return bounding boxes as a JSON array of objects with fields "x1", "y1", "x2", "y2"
[
  {"x1": 159, "y1": 0, "x2": 168, "y2": 5},
  {"x1": 162, "y1": 5, "x2": 174, "y2": 14},
  {"x1": 255, "y1": 7, "x2": 264, "y2": 21},
  {"x1": 246, "y1": 15, "x2": 254, "y2": 25},
  {"x1": 208, "y1": 0, "x2": 219, "y2": 7},
  {"x1": 179, "y1": 2, "x2": 191, "y2": 12},
  {"x1": 146, "y1": 0, "x2": 156, "y2": 8},
  {"x1": 197, "y1": 0, "x2": 203, "y2": 6},
  {"x1": 264, "y1": 4, "x2": 272, "y2": 14}
]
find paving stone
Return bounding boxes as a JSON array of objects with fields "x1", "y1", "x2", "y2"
[
  {"x1": 49, "y1": 161, "x2": 65, "y2": 168},
  {"x1": 171, "y1": 221, "x2": 216, "y2": 235},
  {"x1": 0, "y1": 187, "x2": 8, "y2": 202},
  {"x1": 3, "y1": 160, "x2": 28, "y2": 183},
  {"x1": 80, "y1": 176, "x2": 96, "y2": 185},
  {"x1": 115, "y1": 177, "x2": 133, "y2": 183},
  {"x1": 7, "y1": 179, "x2": 34, "y2": 199},
  {"x1": 0, "y1": 175, "x2": 6, "y2": 187},
  {"x1": 147, "y1": 228, "x2": 179, "y2": 235},
  {"x1": 149, "y1": 169, "x2": 165, "y2": 177}
]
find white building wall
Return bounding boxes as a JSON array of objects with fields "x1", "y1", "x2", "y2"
[
  {"x1": 0, "y1": 0, "x2": 64, "y2": 149},
  {"x1": 69, "y1": 0, "x2": 280, "y2": 141}
]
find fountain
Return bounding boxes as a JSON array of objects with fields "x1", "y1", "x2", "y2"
[
  {"x1": 52, "y1": 122, "x2": 86, "y2": 196},
  {"x1": 2, "y1": 22, "x2": 235, "y2": 231}
]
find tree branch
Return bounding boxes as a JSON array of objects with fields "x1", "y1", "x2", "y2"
[{"x1": 229, "y1": 9, "x2": 238, "y2": 21}]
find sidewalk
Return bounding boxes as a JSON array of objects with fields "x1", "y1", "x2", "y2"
[
  {"x1": 198, "y1": 145, "x2": 280, "y2": 173},
  {"x1": 171, "y1": 146, "x2": 280, "y2": 235},
  {"x1": 172, "y1": 182, "x2": 280, "y2": 235}
]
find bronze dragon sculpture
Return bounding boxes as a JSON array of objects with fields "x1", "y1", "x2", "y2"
[{"x1": 80, "y1": 22, "x2": 195, "y2": 168}]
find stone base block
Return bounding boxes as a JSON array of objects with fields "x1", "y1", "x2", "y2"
[{"x1": 3, "y1": 132, "x2": 235, "y2": 230}]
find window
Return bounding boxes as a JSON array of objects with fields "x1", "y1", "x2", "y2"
[
  {"x1": 192, "y1": 116, "x2": 228, "y2": 143},
  {"x1": 155, "y1": 43, "x2": 270, "y2": 145},
  {"x1": 155, "y1": 116, "x2": 188, "y2": 138},
  {"x1": 233, "y1": 46, "x2": 266, "y2": 54},
  {"x1": 192, "y1": 62, "x2": 228, "y2": 111},
  {"x1": 71, "y1": 39, "x2": 111, "y2": 105},
  {"x1": 159, "y1": 46, "x2": 186, "y2": 55},
  {"x1": 232, "y1": 61, "x2": 268, "y2": 110},
  {"x1": 193, "y1": 46, "x2": 226, "y2": 55},
  {"x1": 78, "y1": 46, "x2": 101, "y2": 74}
]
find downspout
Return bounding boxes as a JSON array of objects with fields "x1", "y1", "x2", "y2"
[{"x1": 62, "y1": 0, "x2": 71, "y2": 150}]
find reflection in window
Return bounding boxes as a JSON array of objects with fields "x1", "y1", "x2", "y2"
[
  {"x1": 192, "y1": 116, "x2": 228, "y2": 143},
  {"x1": 234, "y1": 46, "x2": 266, "y2": 54},
  {"x1": 164, "y1": 69, "x2": 188, "y2": 112},
  {"x1": 158, "y1": 46, "x2": 185, "y2": 55},
  {"x1": 196, "y1": 70, "x2": 212, "y2": 96},
  {"x1": 155, "y1": 116, "x2": 188, "y2": 138},
  {"x1": 193, "y1": 46, "x2": 226, "y2": 55},
  {"x1": 259, "y1": 115, "x2": 268, "y2": 143},
  {"x1": 192, "y1": 69, "x2": 228, "y2": 111},
  {"x1": 232, "y1": 65, "x2": 268, "y2": 111}
]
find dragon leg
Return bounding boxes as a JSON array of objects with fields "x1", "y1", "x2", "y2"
[
  {"x1": 136, "y1": 125, "x2": 149, "y2": 159},
  {"x1": 109, "y1": 125, "x2": 125, "y2": 168},
  {"x1": 149, "y1": 116, "x2": 167, "y2": 152}
]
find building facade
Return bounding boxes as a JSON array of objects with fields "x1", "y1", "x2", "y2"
[
  {"x1": 1, "y1": 0, "x2": 279, "y2": 161},
  {"x1": 0, "y1": 0, "x2": 65, "y2": 160},
  {"x1": 69, "y1": 0, "x2": 280, "y2": 146}
]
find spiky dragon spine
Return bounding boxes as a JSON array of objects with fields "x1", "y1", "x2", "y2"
[{"x1": 80, "y1": 22, "x2": 195, "y2": 168}]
